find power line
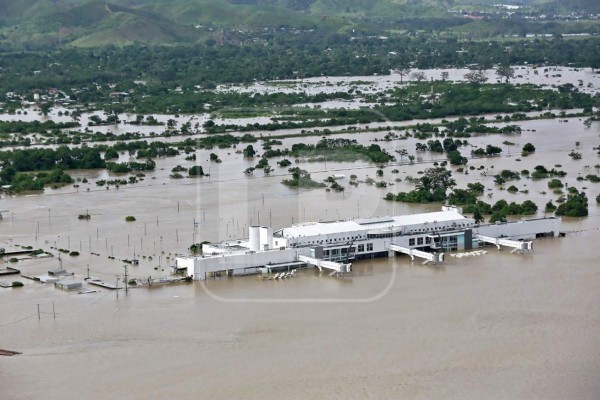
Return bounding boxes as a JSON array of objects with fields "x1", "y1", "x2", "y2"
[{"x1": 0, "y1": 313, "x2": 37, "y2": 328}]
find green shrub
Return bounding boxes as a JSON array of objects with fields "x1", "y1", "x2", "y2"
[
  {"x1": 548, "y1": 179, "x2": 563, "y2": 189},
  {"x1": 189, "y1": 166, "x2": 204, "y2": 176}
]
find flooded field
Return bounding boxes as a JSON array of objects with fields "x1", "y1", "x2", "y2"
[
  {"x1": 219, "y1": 65, "x2": 600, "y2": 107},
  {"x1": 1, "y1": 72, "x2": 600, "y2": 398},
  {"x1": 2, "y1": 66, "x2": 599, "y2": 139}
]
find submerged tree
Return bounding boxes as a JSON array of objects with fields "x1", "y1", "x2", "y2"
[
  {"x1": 496, "y1": 63, "x2": 516, "y2": 83},
  {"x1": 394, "y1": 60, "x2": 411, "y2": 84},
  {"x1": 555, "y1": 188, "x2": 588, "y2": 217},
  {"x1": 464, "y1": 70, "x2": 488, "y2": 85},
  {"x1": 243, "y1": 145, "x2": 256, "y2": 158}
]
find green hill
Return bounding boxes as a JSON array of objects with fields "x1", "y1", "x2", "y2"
[{"x1": 0, "y1": 0, "x2": 598, "y2": 48}]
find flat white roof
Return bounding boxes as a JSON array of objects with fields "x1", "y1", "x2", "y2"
[{"x1": 281, "y1": 209, "x2": 468, "y2": 239}]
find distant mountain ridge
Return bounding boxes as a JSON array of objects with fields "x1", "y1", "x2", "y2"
[{"x1": 0, "y1": 0, "x2": 598, "y2": 48}]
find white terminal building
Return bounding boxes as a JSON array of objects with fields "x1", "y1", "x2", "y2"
[{"x1": 177, "y1": 206, "x2": 561, "y2": 280}]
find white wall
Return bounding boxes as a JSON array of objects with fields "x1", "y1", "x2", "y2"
[
  {"x1": 475, "y1": 218, "x2": 560, "y2": 240},
  {"x1": 259, "y1": 227, "x2": 273, "y2": 251},
  {"x1": 179, "y1": 248, "x2": 299, "y2": 280},
  {"x1": 176, "y1": 257, "x2": 196, "y2": 277}
]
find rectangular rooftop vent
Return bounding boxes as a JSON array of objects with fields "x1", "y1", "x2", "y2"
[{"x1": 355, "y1": 217, "x2": 394, "y2": 225}]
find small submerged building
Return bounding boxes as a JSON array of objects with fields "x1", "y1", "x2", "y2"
[{"x1": 177, "y1": 206, "x2": 560, "y2": 280}]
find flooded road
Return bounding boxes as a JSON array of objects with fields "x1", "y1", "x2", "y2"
[{"x1": 1, "y1": 102, "x2": 600, "y2": 397}]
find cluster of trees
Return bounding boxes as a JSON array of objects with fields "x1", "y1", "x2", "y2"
[
  {"x1": 189, "y1": 166, "x2": 204, "y2": 176},
  {"x1": 377, "y1": 82, "x2": 598, "y2": 123},
  {"x1": 472, "y1": 145, "x2": 503, "y2": 157},
  {"x1": 0, "y1": 120, "x2": 79, "y2": 135},
  {"x1": 106, "y1": 159, "x2": 156, "y2": 173},
  {"x1": 203, "y1": 110, "x2": 383, "y2": 134},
  {"x1": 193, "y1": 134, "x2": 257, "y2": 150},
  {"x1": 1, "y1": 168, "x2": 73, "y2": 193},
  {"x1": 3, "y1": 35, "x2": 600, "y2": 96},
  {"x1": 442, "y1": 117, "x2": 522, "y2": 138},
  {"x1": 530, "y1": 165, "x2": 567, "y2": 179},
  {"x1": 282, "y1": 168, "x2": 326, "y2": 189},
  {"x1": 324, "y1": 176, "x2": 345, "y2": 192},
  {"x1": 419, "y1": 138, "x2": 468, "y2": 165},
  {"x1": 385, "y1": 167, "x2": 455, "y2": 203},
  {"x1": 95, "y1": 178, "x2": 138, "y2": 187},
  {"x1": 443, "y1": 181, "x2": 538, "y2": 222},
  {"x1": 421, "y1": 138, "x2": 467, "y2": 154},
  {"x1": 522, "y1": 142, "x2": 536, "y2": 153},
  {"x1": 386, "y1": 170, "x2": 543, "y2": 223},
  {"x1": 493, "y1": 169, "x2": 521, "y2": 185},
  {"x1": 463, "y1": 199, "x2": 538, "y2": 223},
  {"x1": 555, "y1": 188, "x2": 588, "y2": 217},
  {"x1": 446, "y1": 182, "x2": 486, "y2": 208},
  {"x1": 283, "y1": 138, "x2": 394, "y2": 164},
  {"x1": 0, "y1": 145, "x2": 104, "y2": 172},
  {"x1": 136, "y1": 146, "x2": 179, "y2": 159},
  {"x1": 0, "y1": 35, "x2": 598, "y2": 116}
]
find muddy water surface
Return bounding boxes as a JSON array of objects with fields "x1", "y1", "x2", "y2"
[{"x1": 1, "y1": 104, "x2": 600, "y2": 398}]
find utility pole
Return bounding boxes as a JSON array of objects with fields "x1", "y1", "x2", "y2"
[
  {"x1": 52, "y1": 301, "x2": 56, "y2": 320},
  {"x1": 116, "y1": 275, "x2": 120, "y2": 298},
  {"x1": 123, "y1": 265, "x2": 129, "y2": 294},
  {"x1": 87, "y1": 264, "x2": 90, "y2": 280},
  {"x1": 37, "y1": 304, "x2": 40, "y2": 320}
]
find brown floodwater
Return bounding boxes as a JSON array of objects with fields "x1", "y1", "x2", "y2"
[{"x1": 1, "y1": 113, "x2": 600, "y2": 398}]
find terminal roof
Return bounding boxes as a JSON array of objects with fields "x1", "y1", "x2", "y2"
[{"x1": 281, "y1": 209, "x2": 467, "y2": 238}]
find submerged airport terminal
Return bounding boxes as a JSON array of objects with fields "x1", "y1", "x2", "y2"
[{"x1": 176, "y1": 206, "x2": 561, "y2": 280}]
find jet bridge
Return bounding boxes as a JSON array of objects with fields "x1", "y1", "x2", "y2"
[
  {"x1": 476, "y1": 235, "x2": 532, "y2": 253},
  {"x1": 298, "y1": 255, "x2": 352, "y2": 276},
  {"x1": 388, "y1": 244, "x2": 444, "y2": 264}
]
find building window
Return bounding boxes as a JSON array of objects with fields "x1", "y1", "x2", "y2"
[
  {"x1": 409, "y1": 238, "x2": 415, "y2": 246},
  {"x1": 417, "y1": 237, "x2": 423, "y2": 245},
  {"x1": 357, "y1": 244, "x2": 365, "y2": 252},
  {"x1": 367, "y1": 243, "x2": 373, "y2": 251}
]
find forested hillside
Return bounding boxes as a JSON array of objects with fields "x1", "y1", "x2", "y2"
[{"x1": 0, "y1": 0, "x2": 598, "y2": 49}]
